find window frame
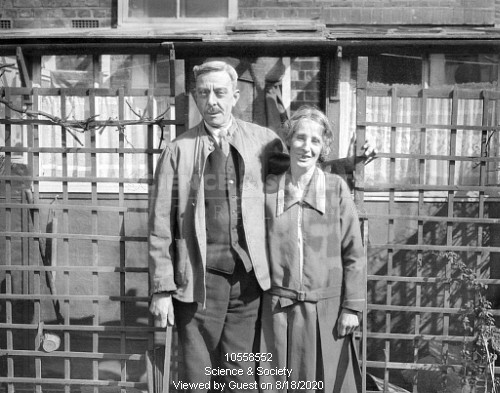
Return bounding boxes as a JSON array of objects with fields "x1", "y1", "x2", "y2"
[{"x1": 117, "y1": 0, "x2": 238, "y2": 30}]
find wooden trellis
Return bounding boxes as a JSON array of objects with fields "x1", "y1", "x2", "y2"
[
  {"x1": 0, "y1": 53, "x2": 185, "y2": 392},
  {"x1": 355, "y1": 56, "x2": 500, "y2": 392}
]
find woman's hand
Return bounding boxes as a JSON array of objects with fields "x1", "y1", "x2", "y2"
[
  {"x1": 337, "y1": 308, "x2": 360, "y2": 337},
  {"x1": 355, "y1": 139, "x2": 378, "y2": 165}
]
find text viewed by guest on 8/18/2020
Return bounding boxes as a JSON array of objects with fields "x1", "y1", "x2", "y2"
[{"x1": 172, "y1": 352, "x2": 325, "y2": 391}]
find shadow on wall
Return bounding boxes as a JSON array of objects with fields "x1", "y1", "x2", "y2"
[
  {"x1": 0, "y1": 286, "x2": 151, "y2": 386},
  {"x1": 0, "y1": 158, "x2": 152, "y2": 389},
  {"x1": 365, "y1": 200, "x2": 500, "y2": 391}
]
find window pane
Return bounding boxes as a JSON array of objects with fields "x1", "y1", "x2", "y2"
[
  {"x1": 428, "y1": 54, "x2": 499, "y2": 87},
  {"x1": 157, "y1": 55, "x2": 171, "y2": 87},
  {"x1": 0, "y1": 57, "x2": 23, "y2": 164},
  {"x1": 182, "y1": 0, "x2": 228, "y2": 17},
  {"x1": 42, "y1": 55, "x2": 162, "y2": 89},
  {"x1": 129, "y1": 0, "x2": 175, "y2": 17},
  {"x1": 43, "y1": 55, "x2": 93, "y2": 87},
  {"x1": 0, "y1": 56, "x2": 21, "y2": 87},
  {"x1": 148, "y1": 0, "x2": 174, "y2": 17},
  {"x1": 368, "y1": 54, "x2": 422, "y2": 86},
  {"x1": 104, "y1": 55, "x2": 151, "y2": 89},
  {"x1": 128, "y1": 0, "x2": 228, "y2": 18}
]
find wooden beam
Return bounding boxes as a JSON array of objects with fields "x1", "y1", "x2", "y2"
[{"x1": 16, "y1": 47, "x2": 31, "y2": 88}]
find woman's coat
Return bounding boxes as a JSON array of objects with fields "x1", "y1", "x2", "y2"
[{"x1": 260, "y1": 168, "x2": 366, "y2": 393}]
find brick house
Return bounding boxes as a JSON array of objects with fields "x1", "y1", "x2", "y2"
[{"x1": 1, "y1": 1, "x2": 500, "y2": 392}]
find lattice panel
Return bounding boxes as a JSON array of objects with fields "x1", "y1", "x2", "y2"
[
  {"x1": 355, "y1": 56, "x2": 500, "y2": 393},
  {"x1": 0, "y1": 57, "x2": 183, "y2": 392}
]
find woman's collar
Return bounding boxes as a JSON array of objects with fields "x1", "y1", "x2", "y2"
[{"x1": 276, "y1": 167, "x2": 326, "y2": 216}]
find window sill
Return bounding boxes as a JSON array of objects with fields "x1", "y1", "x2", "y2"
[{"x1": 117, "y1": 18, "x2": 233, "y2": 33}]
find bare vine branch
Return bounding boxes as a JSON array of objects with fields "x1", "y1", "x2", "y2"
[
  {"x1": 0, "y1": 96, "x2": 170, "y2": 147},
  {"x1": 0, "y1": 63, "x2": 16, "y2": 70}
]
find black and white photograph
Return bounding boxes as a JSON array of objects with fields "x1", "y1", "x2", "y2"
[{"x1": 1, "y1": 1, "x2": 500, "y2": 392}]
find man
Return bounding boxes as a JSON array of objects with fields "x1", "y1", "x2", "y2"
[
  {"x1": 149, "y1": 61, "x2": 282, "y2": 392},
  {"x1": 148, "y1": 60, "x2": 376, "y2": 392}
]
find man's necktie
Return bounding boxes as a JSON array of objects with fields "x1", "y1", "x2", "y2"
[{"x1": 219, "y1": 129, "x2": 230, "y2": 156}]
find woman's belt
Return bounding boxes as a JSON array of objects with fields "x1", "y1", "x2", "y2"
[{"x1": 268, "y1": 285, "x2": 341, "y2": 303}]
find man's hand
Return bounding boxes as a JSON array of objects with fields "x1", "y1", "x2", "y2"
[
  {"x1": 337, "y1": 308, "x2": 360, "y2": 337},
  {"x1": 149, "y1": 293, "x2": 175, "y2": 328},
  {"x1": 357, "y1": 139, "x2": 378, "y2": 165}
]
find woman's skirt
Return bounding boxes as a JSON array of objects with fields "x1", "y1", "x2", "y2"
[{"x1": 259, "y1": 292, "x2": 361, "y2": 393}]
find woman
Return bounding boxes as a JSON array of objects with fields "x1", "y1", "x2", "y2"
[{"x1": 260, "y1": 106, "x2": 366, "y2": 393}]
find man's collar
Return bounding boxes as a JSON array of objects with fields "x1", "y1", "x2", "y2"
[
  {"x1": 276, "y1": 167, "x2": 326, "y2": 216},
  {"x1": 204, "y1": 116, "x2": 235, "y2": 138}
]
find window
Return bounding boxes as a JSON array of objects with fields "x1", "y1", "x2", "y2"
[
  {"x1": 118, "y1": 0, "x2": 237, "y2": 29},
  {"x1": 0, "y1": 55, "x2": 174, "y2": 194},
  {"x1": 39, "y1": 54, "x2": 173, "y2": 193},
  {"x1": 368, "y1": 54, "x2": 422, "y2": 86},
  {"x1": 128, "y1": 0, "x2": 228, "y2": 18},
  {"x1": 429, "y1": 54, "x2": 499, "y2": 87},
  {"x1": 340, "y1": 53, "x2": 500, "y2": 200},
  {"x1": 42, "y1": 54, "x2": 170, "y2": 89}
]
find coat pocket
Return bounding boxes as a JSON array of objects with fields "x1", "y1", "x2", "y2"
[{"x1": 174, "y1": 238, "x2": 188, "y2": 287}]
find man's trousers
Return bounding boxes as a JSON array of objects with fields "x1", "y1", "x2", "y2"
[{"x1": 173, "y1": 261, "x2": 261, "y2": 393}]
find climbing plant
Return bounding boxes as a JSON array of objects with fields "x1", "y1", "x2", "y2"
[{"x1": 440, "y1": 251, "x2": 500, "y2": 393}]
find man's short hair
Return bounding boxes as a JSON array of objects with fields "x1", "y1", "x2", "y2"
[{"x1": 193, "y1": 61, "x2": 239, "y2": 90}]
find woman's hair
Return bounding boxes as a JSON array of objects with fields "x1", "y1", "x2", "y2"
[
  {"x1": 193, "y1": 60, "x2": 239, "y2": 91},
  {"x1": 282, "y1": 105, "x2": 334, "y2": 163}
]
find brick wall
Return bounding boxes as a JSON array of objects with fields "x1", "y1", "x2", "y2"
[
  {"x1": 1, "y1": 0, "x2": 497, "y2": 30},
  {"x1": 0, "y1": 0, "x2": 112, "y2": 29},
  {"x1": 239, "y1": 0, "x2": 496, "y2": 26},
  {"x1": 290, "y1": 57, "x2": 321, "y2": 112},
  {"x1": 496, "y1": 0, "x2": 500, "y2": 26},
  {"x1": 0, "y1": 0, "x2": 498, "y2": 30}
]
